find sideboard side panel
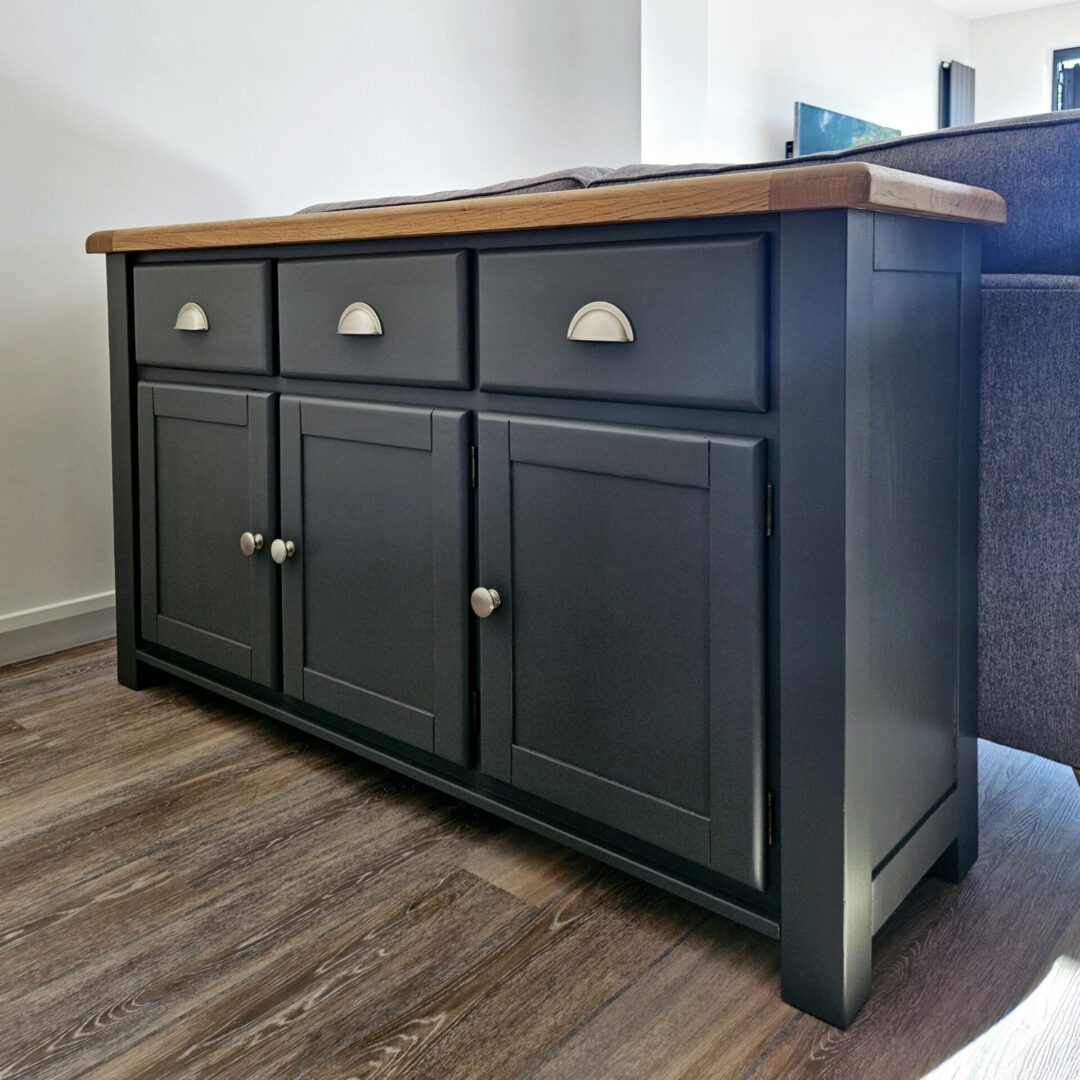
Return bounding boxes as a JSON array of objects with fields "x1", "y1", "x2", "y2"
[{"x1": 862, "y1": 235, "x2": 963, "y2": 866}]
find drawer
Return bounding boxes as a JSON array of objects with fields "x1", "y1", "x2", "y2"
[
  {"x1": 134, "y1": 262, "x2": 273, "y2": 374},
  {"x1": 278, "y1": 253, "x2": 469, "y2": 388},
  {"x1": 478, "y1": 237, "x2": 768, "y2": 410}
]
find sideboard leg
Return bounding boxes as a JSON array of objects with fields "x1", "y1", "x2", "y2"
[
  {"x1": 781, "y1": 890, "x2": 872, "y2": 1029},
  {"x1": 778, "y1": 210, "x2": 874, "y2": 1030},
  {"x1": 932, "y1": 226, "x2": 982, "y2": 887},
  {"x1": 116, "y1": 650, "x2": 157, "y2": 691},
  {"x1": 106, "y1": 251, "x2": 145, "y2": 695}
]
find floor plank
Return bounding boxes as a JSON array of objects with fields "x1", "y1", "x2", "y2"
[{"x1": 0, "y1": 641, "x2": 1076, "y2": 1079}]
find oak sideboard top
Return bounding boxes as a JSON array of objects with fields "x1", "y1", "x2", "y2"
[{"x1": 85, "y1": 161, "x2": 1006, "y2": 255}]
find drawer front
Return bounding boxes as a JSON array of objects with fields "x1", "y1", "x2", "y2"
[
  {"x1": 134, "y1": 262, "x2": 273, "y2": 374},
  {"x1": 478, "y1": 237, "x2": 768, "y2": 410},
  {"x1": 278, "y1": 253, "x2": 469, "y2": 387}
]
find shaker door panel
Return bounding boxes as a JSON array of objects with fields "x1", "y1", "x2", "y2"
[
  {"x1": 280, "y1": 397, "x2": 471, "y2": 764},
  {"x1": 138, "y1": 383, "x2": 278, "y2": 686},
  {"x1": 477, "y1": 414, "x2": 767, "y2": 888}
]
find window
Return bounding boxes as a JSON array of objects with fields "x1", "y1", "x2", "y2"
[{"x1": 1052, "y1": 47, "x2": 1080, "y2": 111}]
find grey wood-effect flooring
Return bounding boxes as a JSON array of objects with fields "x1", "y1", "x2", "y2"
[{"x1": 0, "y1": 640, "x2": 1076, "y2": 1079}]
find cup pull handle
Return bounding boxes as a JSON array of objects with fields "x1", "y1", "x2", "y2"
[
  {"x1": 567, "y1": 301, "x2": 634, "y2": 343},
  {"x1": 337, "y1": 302, "x2": 384, "y2": 336},
  {"x1": 174, "y1": 302, "x2": 209, "y2": 331}
]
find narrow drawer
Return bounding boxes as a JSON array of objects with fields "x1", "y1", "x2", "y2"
[
  {"x1": 134, "y1": 262, "x2": 273, "y2": 374},
  {"x1": 478, "y1": 237, "x2": 768, "y2": 410},
  {"x1": 278, "y1": 253, "x2": 469, "y2": 388}
]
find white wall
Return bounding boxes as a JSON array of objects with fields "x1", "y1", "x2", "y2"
[
  {"x1": 0, "y1": 0, "x2": 640, "y2": 663},
  {"x1": 971, "y1": 1, "x2": 1080, "y2": 119},
  {"x1": 642, "y1": 0, "x2": 710, "y2": 162},
  {"x1": 643, "y1": 0, "x2": 971, "y2": 163}
]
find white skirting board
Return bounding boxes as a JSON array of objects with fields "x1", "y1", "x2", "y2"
[{"x1": 0, "y1": 592, "x2": 116, "y2": 667}]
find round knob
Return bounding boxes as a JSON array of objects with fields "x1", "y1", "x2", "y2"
[
  {"x1": 470, "y1": 587, "x2": 502, "y2": 619},
  {"x1": 270, "y1": 539, "x2": 296, "y2": 565},
  {"x1": 239, "y1": 531, "x2": 264, "y2": 557}
]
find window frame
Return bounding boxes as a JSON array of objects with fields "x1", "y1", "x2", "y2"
[{"x1": 1052, "y1": 46, "x2": 1080, "y2": 111}]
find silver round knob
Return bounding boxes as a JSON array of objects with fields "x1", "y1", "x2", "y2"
[
  {"x1": 470, "y1": 587, "x2": 502, "y2": 619},
  {"x1": 270, "y1": 539, "x2": 296, "y2": 565},
  {"x1": 240, "y1": 531, "x2": 264, "y2": 557}
]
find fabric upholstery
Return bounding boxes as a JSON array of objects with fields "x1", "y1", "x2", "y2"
[
  {"x1": 297, "y1": 166, "x2": 612, "y2": 214},
  {"x1": 979, "y1": 274, "x2": 1080, "y2": 766}
]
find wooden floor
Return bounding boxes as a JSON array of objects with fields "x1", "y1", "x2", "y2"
[{"x1": 0, "y1": 641, "x2": 1077, "y2": 1079}]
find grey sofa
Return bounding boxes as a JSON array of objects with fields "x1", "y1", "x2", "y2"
[
  {"x1": 301, "y1": 111, "x2": 1080, "y2": 767},
  {"x1": 716, "y1": 111, "x2": 1080, "y2": 769}
]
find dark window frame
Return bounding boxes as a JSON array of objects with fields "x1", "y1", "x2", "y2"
[{"x1": 1052, "y1": 46, "x2": 1080, "y2": 111}]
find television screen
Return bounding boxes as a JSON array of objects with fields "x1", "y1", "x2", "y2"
[{"x1": 793, "y1": 102, "x2": 900, "y2": 156}]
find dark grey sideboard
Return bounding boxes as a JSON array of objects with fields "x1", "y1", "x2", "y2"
[{"x1": 87, "y1": 163, "x2": 1006, "y2": 1027}]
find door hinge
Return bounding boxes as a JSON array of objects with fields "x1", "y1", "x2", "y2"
[
  {"x1": 765, "y1": 482, "x2": 774, "y2": 538},
  {"x1": 470, "y1": 445, "x2": 478, "y2": 488},
  {"x1": 766, "y1": 791, "x2": 775, "y2": 846}
]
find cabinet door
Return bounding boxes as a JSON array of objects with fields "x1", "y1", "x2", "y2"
[
  {"x1": 280, "y1": 397, "x2": 471, "y2": 764},
  {"x1": 138, "y1": 384, "x2": 278, "y2": 686},
  {"x1": 477, "y1": 415, "x2": 767, "y2": 889}
]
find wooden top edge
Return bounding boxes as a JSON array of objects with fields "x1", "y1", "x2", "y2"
[{"x1": 85, "y1": 161, "x2": 1006, "y2": 254}]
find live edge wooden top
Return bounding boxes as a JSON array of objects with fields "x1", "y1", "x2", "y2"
[{"x1": 85, "y1": 161, "x2": 1006, "y2": 255}]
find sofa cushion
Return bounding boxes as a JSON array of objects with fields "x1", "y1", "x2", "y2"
[
  {"x1": 592, "y1": 112, "x2": 1080, "y2": 276},
  {"x1": 297, "y1": 166, "x2": 612, "y2": 214},
  {"x1": 979, "y1": 273, "x2": 1080, "y2": 766}
]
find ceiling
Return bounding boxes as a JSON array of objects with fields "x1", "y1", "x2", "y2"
[{"x1": 937, "y1": 0, "x2": 1079, "y2": 17}]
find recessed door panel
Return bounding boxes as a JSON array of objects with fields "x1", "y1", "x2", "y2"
[
  {"x1": 280, "y1": 397, "x2": 470, "y2": 764},
  {"x1": 477, "y1": 414, "x2": 767, "y2": 888},
  {"x1": 138, "y1": 383, "x2": 278, "y2": 685}
]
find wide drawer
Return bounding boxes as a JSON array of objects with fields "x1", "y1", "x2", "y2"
[
  {"x1": 278, "y1": 252, "x2": 469, "y2": 387},
  {"x1": 478, "y1": 237, "x2": 768, "y2": 410},
  {"x1": 134, "y1": 262, "x2": 273, "y2": 374}
]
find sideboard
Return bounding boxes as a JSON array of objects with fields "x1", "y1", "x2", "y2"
[{"x1": 87, "y1": 162, "x2": 1005, "y2": 1027}]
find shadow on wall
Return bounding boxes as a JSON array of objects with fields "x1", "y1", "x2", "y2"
[{"x1": 0, "y1": 70, "x2": 248, "y2": 619}]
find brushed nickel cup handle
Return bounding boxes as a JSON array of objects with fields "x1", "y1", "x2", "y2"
[
  {"x1": 470, "y1": 587, "x2": 502, "y2": 619},
  {"x1": 239, "y1": 531, "x2": 264, "y2": 557},
  {"x1": 174, "y1": 302, "x2": 209, "y2": 331},
  {"x1": 270, "y1": 538, "x2": 296, "y2": 565},
  {"x1": 336, "y1": 301, "x2": 384, "y2": 336},
  {"x1": 566, "y1": 301, "x2": 634, "y2": 343}
]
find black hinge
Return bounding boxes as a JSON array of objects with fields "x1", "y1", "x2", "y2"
[
  {"x1": 766, "y1": 791, "x2": 775, "y2": 846},
  {"x1": 471, "y1": 688, "x2": 479, "y2": 734},
  {"x1": 765, "y1": 482, "x2": 774, "y2": 538},
  {"x1": 470, "y1": 445, "x2": 478, "y2": 489}
]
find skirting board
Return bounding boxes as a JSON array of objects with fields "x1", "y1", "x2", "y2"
[{"x1": 0, "y1": 592, "x2": 116, "y2": 667}]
